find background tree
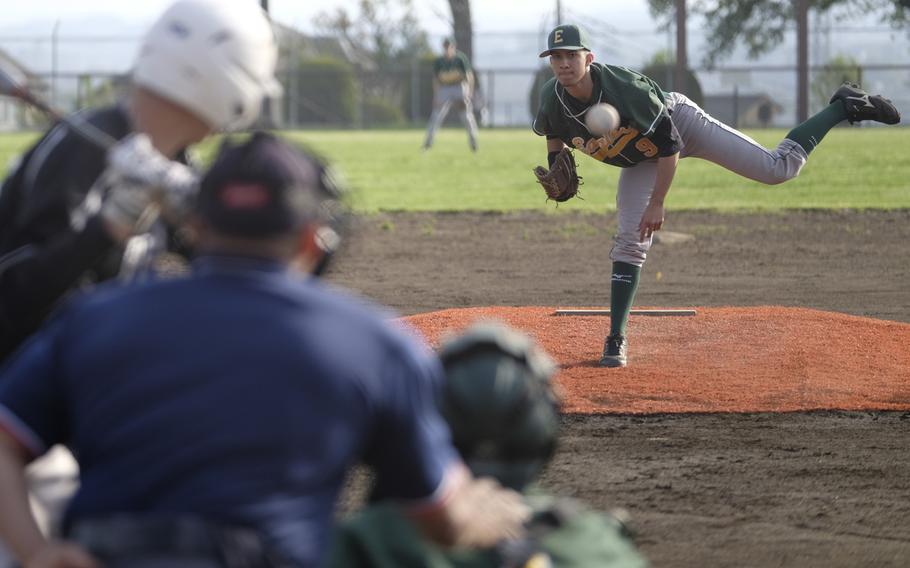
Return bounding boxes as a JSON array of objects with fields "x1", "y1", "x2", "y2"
[
  {"x1": 641, "y1": 49, "x2": 704, "y2": 106},
  {"x1": 647, "y1": 1, "x2": 909, "y2": 121},
  {"x1": 528, "y1": 67, "x2": 551, "y2": 122},
  {"x1": 76, "y1": 75, "x2": 118, "y2": 109},
  {"x1": 288, "y1": 57, "x2": 359, "y2": 125},
  {"x1": 447, "y1": 0, "x2": 474, "y2": 61},
  {"x1": 673, "y1": 0, "x2": 689, "y2": 97},
  {"x1": 447, "y1": 0, "x2": 486, "y2": 125},
  {"x1": 810, "y1": 54, "x2": 862, "y2": 110},
  {"x1": 316, "y1": 0, "x2": 429, "y2": 70},
  {"x1": 315, "y1": 0, "x2": 430, "y2": 125},
  {"x1": 647, "y1": 0, "x2": 910, "y2": 65}
]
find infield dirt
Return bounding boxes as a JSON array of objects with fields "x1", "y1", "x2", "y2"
[{"x1": 327, "y1": 210, "x2": 910, "y2": 567}]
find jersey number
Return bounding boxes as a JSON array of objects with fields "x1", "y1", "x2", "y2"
[
  {"x1": 572, "y1": 127, "x2": 660, "y2": 161},
  {"x1": 635, "y1": 138, "x2": 658, "y2": 158}
]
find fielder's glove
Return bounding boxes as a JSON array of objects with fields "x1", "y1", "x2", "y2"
[
  {"x1": 106, "y1": 134, "x2": 199, "y2": 221},
  {"x1": 533, "y1": 147, "x2": 581, "y2": 203}
]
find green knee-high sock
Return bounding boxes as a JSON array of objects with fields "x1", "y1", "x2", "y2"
[
  {"x1": 785, "y1": 102, "x2": 848, "y2": 154},
  {"x1": 610, "y1": 261, "x2": 641, "y2": 337}
]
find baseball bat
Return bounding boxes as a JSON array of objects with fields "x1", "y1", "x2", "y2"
[
  {"x1": 0, "y1": 62, "x2": 169, "y2": 280},
  {"x1": 0, "y1": 62, "x2": 116, "y2": 150}
]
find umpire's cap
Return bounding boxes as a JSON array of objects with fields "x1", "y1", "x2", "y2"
[
  {"x1": 198, "y1": 132, "x2": 345, "y2": 241},
  {"x1": 438, "y1": 322, "x2": 560, "y2": 491}
]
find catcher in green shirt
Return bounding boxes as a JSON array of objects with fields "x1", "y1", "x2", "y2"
[
  {"x1": 423, "y1": 37, "x2": 479, "y2": 152},
  {"x1": 532, "y1": 24, "x2": 901, "y2": 368},
  {"x1": 324, "y1": 323, "x2": 649, "y2": 568}
]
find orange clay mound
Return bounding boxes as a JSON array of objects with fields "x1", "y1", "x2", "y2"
[{"x1": 403, "y1": 306, "x2": 910, "y2": 414}]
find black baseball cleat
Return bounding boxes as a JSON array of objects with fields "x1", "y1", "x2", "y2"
[
  {"x1": 599, "y1": 334, "x2": 628, "y2": 368},
  {"x1": 829, "y1": 82, "x2": 901, "y2": 125}
]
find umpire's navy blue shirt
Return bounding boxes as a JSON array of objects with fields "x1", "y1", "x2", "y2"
[{"x1": 0, "y1": 255, "x2": 460, "y2": 566}]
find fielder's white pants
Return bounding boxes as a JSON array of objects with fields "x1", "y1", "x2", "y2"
[
  {"x1": 423, "y1": 83, "x2": 478, "y2": 150},
  {"x1": 611, "y1": 92, "x2": 809, "y2": 266}
]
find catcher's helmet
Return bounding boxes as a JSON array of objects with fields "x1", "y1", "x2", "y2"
[
  {"x1": 438, "y1": 322, "x2": 560, "y2": 491},
  {"x1": 133, "y1": 0, "x2": 281, "y2": 131}
]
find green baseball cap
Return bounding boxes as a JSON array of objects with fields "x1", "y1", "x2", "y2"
[{"x1": 539, "y1": 24, "x2": 592, "y2": 58}]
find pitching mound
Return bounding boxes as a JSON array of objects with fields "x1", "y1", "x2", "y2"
[{"x1": 403, "y1": 306, "x2": 910, "y2": 414}]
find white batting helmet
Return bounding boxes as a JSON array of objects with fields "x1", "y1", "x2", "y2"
[{"x1": 132, "y1": 0, "x2": 281, "y2": 131}]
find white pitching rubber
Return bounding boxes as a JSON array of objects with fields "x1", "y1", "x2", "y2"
[{"x1": 553, "y1": 308, "x2": 698, "y2": 317}]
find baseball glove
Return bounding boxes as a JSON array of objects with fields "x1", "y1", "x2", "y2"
[{"x1": 533, "y1": 148, "x2": 581, "y2": 203}]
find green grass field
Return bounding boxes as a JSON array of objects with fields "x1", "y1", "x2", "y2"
[{"x1": 2, "y1": 127, "x2": 908, "y2": 212}]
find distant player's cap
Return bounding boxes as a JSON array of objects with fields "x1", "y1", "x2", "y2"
[
  {"x1": 443, "y1": 37, "x2": 455, "y2": 47},
  {"x1": 197, "y1": 132, "x2": 330, "y2": 238},
  {"x1": 539, "y1": 24, "x2": 592, "y2": 57}
]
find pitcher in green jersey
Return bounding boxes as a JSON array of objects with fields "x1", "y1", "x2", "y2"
[
  {"x1": 424, "y1": 37, "x2": 479, "y2": 152},
  {"x1": 532, "y1": 24, "x2": 901, "y2": 368}
]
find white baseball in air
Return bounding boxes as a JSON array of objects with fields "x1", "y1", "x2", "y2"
[{"x1": 585, "y1": 103, "x2": 620, "y2": 136}]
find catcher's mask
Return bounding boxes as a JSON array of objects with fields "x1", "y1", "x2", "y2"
[
  {"x1": 197, "y1": 132, "x2": 349, "y2": 276},
  {"x1": 438, "y1": 322, "x2": 561, "y2": 491}
]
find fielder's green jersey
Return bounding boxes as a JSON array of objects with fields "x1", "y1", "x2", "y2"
[
  {"x1": 435, "y1": 52, "x2": 472, "y2": 85},
  {"x1": 323, "y1": 494, "x2": 650, "y2": 568},
  {"x1": 533, "y1": 62, "x2": 681, "y2": 168}
]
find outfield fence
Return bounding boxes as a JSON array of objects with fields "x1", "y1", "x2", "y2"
[{"x1": 1, "y1": 27, "x2": 908, "y2": 131}]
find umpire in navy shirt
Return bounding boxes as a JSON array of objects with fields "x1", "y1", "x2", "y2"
[{"x1": 0, "y1": 133, "x2": 528, "y2": 568}]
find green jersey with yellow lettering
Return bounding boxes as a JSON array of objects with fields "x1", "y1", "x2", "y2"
[
  {"x1": 434, "y1": 52, "x2": 472, "y2": 85},
  {"x1": 532, "y1": 62, "x2": 681, "y2": 168}
]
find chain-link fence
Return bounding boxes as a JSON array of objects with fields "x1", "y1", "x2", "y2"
[{"x1": 1, "y1": 28, "x2": 908, "y2": 131}]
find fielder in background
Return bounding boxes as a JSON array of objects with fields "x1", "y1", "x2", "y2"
[
  {"x1": 0, "y1": 0, "x2": 281, "y2": 362},
  {"x1": 325, "y1": 322, "x2": 650, "y2": 568},
  {"x1": 0, "y1": 133, "x2": 529, "y2": 568},
  {"x1": 532, "y1": 24, "x2": 901, "y2": 368},
  {"x1": 423, "y1": 38, "x2": 480, "y2": 152}
]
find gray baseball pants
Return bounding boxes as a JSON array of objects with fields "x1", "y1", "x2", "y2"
[
  {"x1": 611, "y1": 92, "x2": 809, "y2": 266},
  {"x1": 423, "y1": 83, "x2": 478, "y2": 150}
]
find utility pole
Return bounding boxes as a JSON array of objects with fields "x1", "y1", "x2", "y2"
[
  {"x1": 674, "y1": 0, "x2": 687, "y2": 95},
  {"x1": 796, "y1": 0, "x2": 809, "y2": 122},
  {"x1": 51, "y1": 20, "x2": 59, "y2": 110},
  {"x1": 260, "y1": 0, "x2": 272, "y2": 128},
  {"x1": 556, "y1": 0, "x2": 563, "y2": 25}
]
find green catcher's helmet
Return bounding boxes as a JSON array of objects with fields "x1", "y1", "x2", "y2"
[{"x1": 438, "y1": 322, "x2": 560, "y2": 491}]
